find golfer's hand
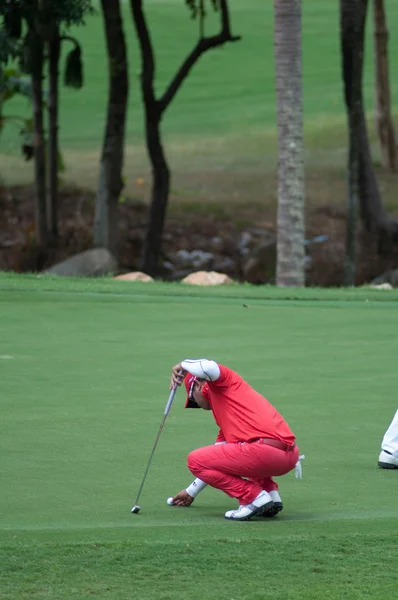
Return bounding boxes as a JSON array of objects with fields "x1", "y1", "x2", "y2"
[
  {"x1": 172, "y1": 490, "x2": 194, "y2": 506},
  {"x1": 170, "y1": 364, "x2": 186, "y2": 389}
]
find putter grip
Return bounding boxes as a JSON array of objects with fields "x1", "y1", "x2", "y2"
[
  {"x1": 164, "y1": 371, "x2": 182, "y2": 415},
  {"x1": 163, "y1": 371, "x2": 182, "y2": 416},
  {"x1": 164, "y1": 387, "x2": 177, "y2": 415}
]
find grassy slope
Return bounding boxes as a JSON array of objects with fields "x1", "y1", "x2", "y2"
[
  {"x1": 1, "y1": 274, "x2": 398, "y2": 598},
  {"x1": 1, "y1": 0, "x2": 397, "y2": 193}
]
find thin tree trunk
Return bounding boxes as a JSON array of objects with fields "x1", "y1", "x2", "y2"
[
  {"x1": 94, "y1": 0, "x2": 129, "y2": 256},
  {"x1": 130, "y1": 0, "x2": 240, "y2": 275},
  {"x1": 274, "y1": 0, "x2": 305, "y2": 287},
  {"x1": 340, "y1": 0, "x2": 398, "y2": 252},
  {"x1": 340, "y1": 0, "x2": 362, "y2": 285},
  {"x1": 31, "y1": 31, "x2": 47, "y2": 248},
  {"x1": 344, "y1": 122, "x2": 360, "y2": 286},
  {"x1": 372, "y1": 0, "x2": 397, "y2": 172},
  {"x1": 141, "y1": 116, "x2": 170, "y2": 274},
  {"x1": 358, "y1": 111, "x2": 391, "y2": 231},
  {"x1": 47, "y1": 30, "x2": 60, "y2": 239},
  {"x1": 354, "y1": 0, "x2": 396, "y2": 238}
]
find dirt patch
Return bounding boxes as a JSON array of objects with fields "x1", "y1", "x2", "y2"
[{"x1": 0, "y1": 183, "x2": 397, "y2": 286}]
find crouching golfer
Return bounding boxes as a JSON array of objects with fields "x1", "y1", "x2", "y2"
[{"x1": 170, "y1": 359, "x2": 303, "y2": 521}]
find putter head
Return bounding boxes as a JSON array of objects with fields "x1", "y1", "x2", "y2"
[{"x1": 131, "y1": 504, "x2": 141, "y2": 514}]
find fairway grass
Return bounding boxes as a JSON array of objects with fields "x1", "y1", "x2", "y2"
[
  {"x1": 1, "y1": 0, "x2": 398, "y2": 204},
  {"x1": 1, "y1": 274, "x2": 398, "y2": 598},
  {"x1": 1, "y1": 527, "x2": 397, "y2": 599}
]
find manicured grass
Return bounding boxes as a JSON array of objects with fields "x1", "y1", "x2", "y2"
[
  {"x1": 4, "y1": 0, "x2": 398, "y2": 147},
  {"x1": 1, "y1": 0, "x2": 398, "y2": 191},
  {"x1": 1, "y1": 529, "x2": 397, "y2": 599},
  {"x1": 1, "y1": 274, "x2": 398, "y2": 598},
  {"x1": 2, "y1": 270, "x2": 398, "y2": 302}
]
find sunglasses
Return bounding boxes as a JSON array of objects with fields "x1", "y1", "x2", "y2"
[{"x1": 188, "y1": 377, "x2": 205, "y2": 402}]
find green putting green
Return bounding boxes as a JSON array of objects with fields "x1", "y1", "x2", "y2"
[{"x1": 0, "y1": 274, "x2": 397, "y2": 598}]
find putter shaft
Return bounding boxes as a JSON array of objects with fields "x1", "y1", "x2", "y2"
[{"x1": 131, "y1": 383, "x2": 179, "y2": 512}]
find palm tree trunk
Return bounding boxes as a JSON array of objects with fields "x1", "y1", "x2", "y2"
[{"x1": 274, "y1": 0, "x2": 305, "y2": 287}]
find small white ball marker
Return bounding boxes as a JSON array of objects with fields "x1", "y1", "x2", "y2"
[{"x1": 167, "y1": 497, "x2": 174, "y2": 506}]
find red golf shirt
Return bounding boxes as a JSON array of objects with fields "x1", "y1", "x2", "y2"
[{"x1": 201, "y1": 365, "x2": 295, "y2": 445}]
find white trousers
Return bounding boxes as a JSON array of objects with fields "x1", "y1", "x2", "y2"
[{"x1": 381, "y1": 409, "x2": 398, "y2": 458}]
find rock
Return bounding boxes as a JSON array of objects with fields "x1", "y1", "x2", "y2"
[
  {"x1": 211, "y1": 236, "x2": 224, "y2": 252},
  {"x1": 238, "y1": 231, "x2": 253, "y2": 256},
  {"x1": 174, "y1": 249, "x2": 214, "y2": 269},
  {"x1": 213, "y1": 256, "x2": 236, "y2": 273},
  {"x1": 181, "y1": 271, "x2": 234, "y2": 285},
  {"x1": 242, "y1": 237, "x2": 277, "y2": 284},
  {"x1": 371, "y1": 269, "x2": 398, "y2": 288},
  {"x1": 43, "y1": 248, "x2": 117, "y2": 277},
  {"x1": 113, "y1": 271, "x2": 154, "y2": 282},
  {"x1": 369, "y1": 283, "x2": 393, "y2": 290},
  {"x1": 162, "y1": 261, "x2": 174, "y2": 272}
]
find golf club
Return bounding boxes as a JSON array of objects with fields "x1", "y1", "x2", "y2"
[{"x1": 131, "y1": 377, "x2": 181, "y2": 514}]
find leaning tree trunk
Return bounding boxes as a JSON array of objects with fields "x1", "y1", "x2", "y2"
[
  {"x1": 131, "y1": 0, "x2": 240, "y2": 275},
  {"x1": 47, "y1": 30, "x2": 61, "y2": 239},
  {"x1": 274, "y1": 0, "x2": 305, "y2": 287},
  {"x1": 372, "y1": 0, "x2": 397, "y2": 172},
  {"x1": 31, "y1": 31, "x2": 48, "y2": 249},
  {"x1": 94, "y1": 0, "x2": 129, "y2": 256}
]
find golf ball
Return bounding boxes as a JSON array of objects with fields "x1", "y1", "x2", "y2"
[{"x1": 167, "y1": 497, "x2": 174, "y2": 506}]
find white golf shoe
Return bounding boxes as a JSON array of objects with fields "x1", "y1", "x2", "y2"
[
  {"x1": 378, "y1": 450, "x2": 398, "y2": 469},
  {"x1": 224, "y1": 490, "x2": 274, "y2": 521},
  {"x1": 261, "y1": 490, "x2": 283, "y2": 518},
  {"x1": 269, "y1": 490, "x2": 282, "y2": 504}
]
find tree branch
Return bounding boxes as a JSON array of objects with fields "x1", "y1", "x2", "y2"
[
  {"x1": 60, "y1": 35, "x2": 79, "y2": 47},
  {"x1": 158, "y1": 0, "x2": 240, "y2": 113},
  {"x1": 130, "y1": 0, "x2": 158, "y2": 114}
]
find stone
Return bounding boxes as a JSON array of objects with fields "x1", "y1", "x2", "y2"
[
  {"x1": 174, "y1": 249, "x2": 214, "y2": 269},
  {"x1": 43, "y1": 248, "x2": 117, "y2": 277},
  {"x1": 242, "y1": 237, "x2": 277, "y2": 284},
  {"x1": 213, "y1": 256, "x2": 235, "y2": 273},
  {"x1": 369, "y1": 283, "x2": 393, "y2": 290},
  {"x1": 371, "y1": 268, "x2": 398, "y2": 288},
  {"x1": 238, "y1": 231, "x2": 253, "y2": 256},
  {"x1": 181, "y1": 271, "x2": 234, "y2": 286},
  {"x1": 113, "y1": 271, "x2": 154, "y2": 282}
]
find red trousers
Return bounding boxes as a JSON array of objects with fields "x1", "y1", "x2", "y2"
[{"x1": 187, "y1": 441, "x2": 300, "y2": 504}]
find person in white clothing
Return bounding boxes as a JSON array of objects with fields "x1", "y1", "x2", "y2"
[{"x1": 378, "y1": 409, "x2": 398, "y2": 469}]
